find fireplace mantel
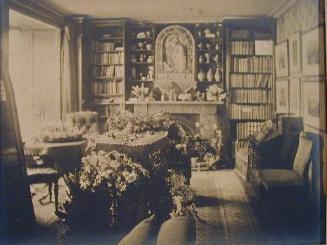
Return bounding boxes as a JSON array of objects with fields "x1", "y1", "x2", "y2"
[{"x1": 126, "y1": 101, "x2": 225, "y2": 138}]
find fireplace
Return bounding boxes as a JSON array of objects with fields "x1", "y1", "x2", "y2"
[{"x1": 126, "y1": 101, "x2": 225, "y2": 139}]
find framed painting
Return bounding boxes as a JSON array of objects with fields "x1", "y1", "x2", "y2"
[
  {"x1": 289, "y1": 33, "x2": 301, "y2": 73},
  {"x1": 301, "y1": 26, "x2": 325, "y2": 76},
  {"x1": 302, "y1": 80, "x2": 326, "y2": 131},
  {"x1": 275, "y1": 41, "x2": 289, "y2": 77},
  {"x1": 276, "y1": 79, "x2": 289, "y2": 113},
  {"x1": 289, "y1": 77, "x2": 301, "y2": 115}
]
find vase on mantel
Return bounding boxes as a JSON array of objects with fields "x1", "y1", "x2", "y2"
[
  {"x1": 198, "y1": 69, "x2": 206, "y2": 82},
  {"x1": 215, "y1": 66, "x2": 221, "y2": 82},
  {"x1": 207, "y1": 68, "x2": 214, "y2": 82}
]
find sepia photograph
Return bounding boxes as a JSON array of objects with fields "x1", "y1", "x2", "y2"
[{"x1": 1, "y1": 0, "x2": 326, "y2": 244}]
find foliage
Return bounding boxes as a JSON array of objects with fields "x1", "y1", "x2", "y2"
[{"x1": 105, "y1": 111, "x2": 171, "y2": 137}]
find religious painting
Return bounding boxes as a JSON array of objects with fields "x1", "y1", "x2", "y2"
[
  {"x1": 275, "y1": 41, "x2": 289, "y2": 77},
  {"x1": 302, "y1": 26, "x2": 325, "y2": 76},
  {"x1": 302, "y1": 80, "x2": 326, "y2": 131},
  {"x1": 276, "y1": 79, "x2": 289, "y2": 113},
  {"x1": 155, "y1": 25, "x2": 195, "y2": 94},
  {"x1": 289, "y1": 33, "x2": 301, "y2": 73}
]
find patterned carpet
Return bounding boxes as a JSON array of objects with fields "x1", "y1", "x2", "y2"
[
  {"x1": 191, "y1": 170, "x2": 321, "y2": 245},
  {"x1": 26, "y1": 170, "x2": 322, "y2": 244}
]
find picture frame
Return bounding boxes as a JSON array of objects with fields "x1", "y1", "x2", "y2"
[
  {"x1": 289, "y1": 77, "x2": 301, "y2": 115},
  {"x1": 289, "y1": 32, "x2": 301, "y2": 73},
  {"x1": 301, "y1": 26, "x2": 325, "y2": 76},
  {"x1": 302, "y1": 80, "x2": 326, "y2": 131},
  {"x1": 275, "y1": 41, "x2": 289, "y2": 77},
  {"x1": 276, "y1": 79, "x2": 289, "y2": 113}
]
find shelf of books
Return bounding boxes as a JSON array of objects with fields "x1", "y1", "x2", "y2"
[
  {"x1": 225, "y1": 19, "x2": 275, "y2": 155},
  {"x1": 88, "y1": 20, "x2": 126, "y2": 120}
]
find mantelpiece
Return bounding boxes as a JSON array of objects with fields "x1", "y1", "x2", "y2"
[{"x1": 126, "y1": 101, "x2": 224, "y2": 138}]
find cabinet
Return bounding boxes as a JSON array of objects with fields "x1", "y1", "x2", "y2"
[
  {"x1": 126, "y1": 23, "x2": 156, "y2": 100},
  {"x1": 224, "y1": 18, "x2": 275, "y2": 156},
  {"x1": 195, "y1": 23, "x2": 224, "y2": 94}
]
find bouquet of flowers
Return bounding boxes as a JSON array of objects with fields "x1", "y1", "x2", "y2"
[
  {"x1": 62, "y1": 150, "x2": 149, "y2": 231},
  {"x1": 34, "y1": 120, "x2": 83, "y2": 143},
  {"x1": 105, "y1": 111, "x2": 172, "y2": 141},
  {"x1": 79, "y1": 150, "x2": 148, "y2": 195},
  {"x1": 131, "y1": 83, "x2": 149, "y2": 101}
]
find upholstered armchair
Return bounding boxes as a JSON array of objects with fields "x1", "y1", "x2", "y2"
[
  {"x1": 65, "y1": 111, "x2": 99, "y2": 136},
  {"x1": 257, "y1": 132, "x2": 313, "y2": 197}
]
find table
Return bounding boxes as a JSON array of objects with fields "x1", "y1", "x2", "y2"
[{"x1": 24, "y1": 140, "x2": 87, "y2": 173}]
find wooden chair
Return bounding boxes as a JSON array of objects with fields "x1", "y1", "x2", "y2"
[
  {"x1": 257, "y1": 132, "x2": 313, "y2": 197},
  {"x1": 26, "y1": 156, "x2": 60, "y2": 212}
]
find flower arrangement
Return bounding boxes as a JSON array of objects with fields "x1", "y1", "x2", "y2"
[
  {"x1": 166, "y1": 171, "x2": 195, "y2": 218},
  {"x1": 34, "y1": 120, "x2": 83, "y2": 143},
  {"x1": 62, "y1": 150, "x2": 149, "y2": 231},
  {"x1": 79, "y1": 150, "x2": 148, "y2": 195},
  {"x1": 131, "y1": 82, "x2": 149, "y2": 101},
  {"x1": 105, "y1": 111, "x2": 171, "y2": 141},
  {"x1": 206, "y1": 84, "x2": 226, "y2": 101}
]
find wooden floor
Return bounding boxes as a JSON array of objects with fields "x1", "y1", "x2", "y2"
[{"x1": 22, "y1": 169, "x2": 322, "y2": 244}]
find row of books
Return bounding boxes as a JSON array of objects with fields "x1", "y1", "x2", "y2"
[
  {"x1": 230, "y1": 41, "x2": 254, "y2": 55},
  {"x1": 91, "y1": 53, "x2": 124, "y2": 65},
  {"x1": 91, "y1": 41, "x2": 123, "y2": 52},
  {"x1": 231, "y1": 89, "x2": 272, "y2": 104},
  {"x1": 231, "y1": 57, "x2": 273, "y2": 73},
  {"x1": 91, "y1": 80, "x2": 123, "y2": 95},
  {"x1": 230, "y1": 74, "x2": 272, "y2": 88},
  {"x1": 236, "y1": 121, "x2": 265, "y2": 139},
  {"x1": 92, "y1": 66, "x2": 124, "y2": 77},
  {"x1": 231, "y1": 30, "x2": 251, "y2": 39},
  {"x1": 229, "y1": 104, "x2": 272, "y2": 120}
]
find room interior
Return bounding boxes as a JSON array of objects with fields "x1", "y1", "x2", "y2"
[{"x1": 0, "y1": 0, "x2": 326, "y2": 244}]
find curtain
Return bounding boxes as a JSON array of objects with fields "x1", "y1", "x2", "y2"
[{"x1": 61, "y1": 24, "x2": 81, "y2": 117}]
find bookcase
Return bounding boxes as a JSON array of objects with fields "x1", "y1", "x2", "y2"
[
  {"x1": 195, "y1": 23, "x2": 224, "y2": 94},
  {"x1": 87, "y1": 19, "x2": 127, "y2": 121},
  {"x1": 224, "y1": 18, "x2": 275, "y2": 157}
]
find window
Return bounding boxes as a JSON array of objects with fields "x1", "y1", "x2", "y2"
[{"x1": 9, "y1": 10, "x2": 61, "y2": 141}]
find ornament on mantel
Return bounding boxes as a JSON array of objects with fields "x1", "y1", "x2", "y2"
[
  {"x1": 215, "y1": 66, "x2": 221, "y2": 82},
  {"x1": 197, "y1": 69, "x2": 206, "y2": 82},
  {"x1": 207, "y1": 68, "x2": 214, "y2": 82}
]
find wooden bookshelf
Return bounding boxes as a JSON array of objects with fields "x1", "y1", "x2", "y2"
[
  {"x1": 224, "y1": 18, "x2": 275, "y2": 157},
  {"x1": 87, "y1": 19, "x2": 127, "y2": 120}
]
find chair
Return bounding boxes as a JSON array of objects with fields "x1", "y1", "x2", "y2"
[
  {"x1": 257, "y1": 132, "x2": 313, "y2": 196},
  {"x1": 26, "y1": 156, "x2": 60, "y2": 212},
  {"x1": 64, "y1": 111, "x2": 99, "y2": 135}
]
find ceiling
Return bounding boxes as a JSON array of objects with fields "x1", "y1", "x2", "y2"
[
  {"x1": 10, "y1": 10, "x2": 59, "y2": 29},
  {"x1": 35, "y1": 0, "x2": 289, "y2": 22}
]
